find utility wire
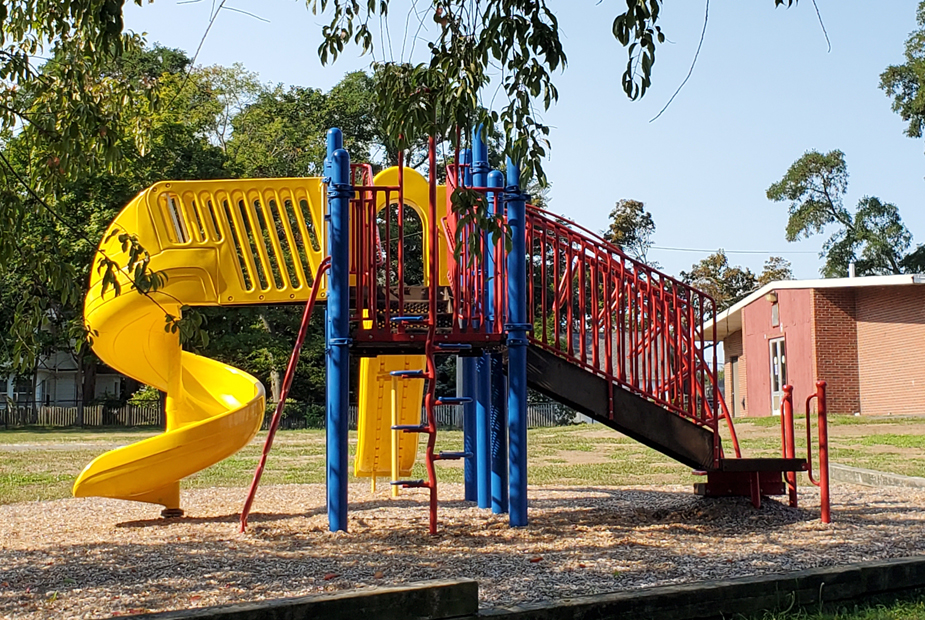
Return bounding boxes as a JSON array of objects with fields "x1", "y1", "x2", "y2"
[{"x1": 650, "y1": 244, "x2": 816, "y2": 255}]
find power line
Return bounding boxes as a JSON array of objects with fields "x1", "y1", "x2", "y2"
[{"x1": 650, "y1": 245, "x2": 817, "y2": 255}]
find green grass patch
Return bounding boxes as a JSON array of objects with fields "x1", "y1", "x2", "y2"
[
  {"x1": 4, "y1": 419, "x2": 925, "y2": 505},
  {"x1": 753, "y1": 590, "x2": 925, "y2": 620}
]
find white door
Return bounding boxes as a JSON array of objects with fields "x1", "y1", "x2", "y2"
[{"x1": 769, "y1": 337, "x2": 787, "y2": 416}]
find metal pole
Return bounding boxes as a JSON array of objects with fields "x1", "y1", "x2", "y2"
[
  {"x1": 471, "y1": 135, "x2": 493, "y2": 509},
  {"x1": 817, "y1": 380, "x2": 830, "y2": 523},
  {"x1": 457, "y1": 147, "x2": 480, "y2": 504},
  {"x1": 505, "y1": 158, "x2": 528, "y2": 527},
  {"x1": 488, "y1": 169, "x2": 508, "y2": 514},
  {"x1": 782, "y1": 384, "x2": 797, "y2": 508},
  {"x1": 326, "y1": 129, "x2": 351, "y2": 532}
]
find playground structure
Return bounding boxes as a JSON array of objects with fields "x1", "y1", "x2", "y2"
[{"x1": 74, "y1": 127, "x2": 831, "y2": 533}]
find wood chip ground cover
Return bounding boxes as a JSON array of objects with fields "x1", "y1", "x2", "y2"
[{"x1": 2, "y1": 482, "x2": 925, "y2": 619}]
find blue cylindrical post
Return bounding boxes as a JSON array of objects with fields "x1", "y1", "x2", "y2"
[
  {"x1": 455, "y1": 147, "x2": 479, "y2": 503},
  {"x1": 471, "y1": 130, "x2": 494, "y2": 509},
  {"x1": 488, "y1": 169, "x2": 509, "y2": 514},
  {"x1": 505, "y1": 158, "x2": 528, "y2": 527},
  {"x1": 326, "y1": 130, "x2": 351, "y2": 533}
]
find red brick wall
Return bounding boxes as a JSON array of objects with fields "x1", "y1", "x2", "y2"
[
  {"x1": 723, "y1": 330, "x2": 746, "y2": 416},
  {"x1": 856, "y1": 286, "x2": 925, "y2": 415},
  {"x1": 812, "y1": 289, "x2": 860, "y2": 415}
]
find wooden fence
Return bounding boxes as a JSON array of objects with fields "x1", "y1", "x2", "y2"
[
  {"x1": 263, "y1": 402, "x2": 578, "y2": 431},
  {"x1": 1, "y1": 403, "x2": 163, "y2": 429},
  {"x1": 0, "y1": 401, "x2": 576, "y2": 431}
]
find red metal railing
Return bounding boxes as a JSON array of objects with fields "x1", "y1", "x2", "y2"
[
  {"x1": 804, "y1": 381, "x2": 831, "y2": 523},
  {"x1": 525, "y1": 205, "x2": 724, "y2": 441},
  {"x1": 350, "y1": 159, "x2": 507, "y2": 345},
  {"x1": 240, "y1": 257, "x2": 332, "y2": 532},
  {"x1": 348, "y1": 157, "x2": 739, "y2": 467}
]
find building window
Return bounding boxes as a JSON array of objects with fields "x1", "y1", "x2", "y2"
[
  {"x1": 13, "y1": 378, "x2": 32, "y2": 403},
  {"x1": 771, "y1": 301, "x2": 780, "y2": 327}
]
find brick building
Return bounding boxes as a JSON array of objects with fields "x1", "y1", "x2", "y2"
[{"x1": 705, "y1": 274, "x2": 925, "y2": 417}]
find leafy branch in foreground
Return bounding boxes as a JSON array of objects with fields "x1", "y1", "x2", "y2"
[
  {"x1": 450, "y1": 187, "x2": 511, "y2": 267},
  {"x1": 310, "y1": 0, "x2": 801, "y2": 184}
]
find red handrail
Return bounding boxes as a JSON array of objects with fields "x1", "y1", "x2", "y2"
[
  {"x1": 781, "y1": 385, "x2": 798, "y2": 507},
  {"x1": 524, "y1": 205, "x2": 727, "y2": 438},
  {"x1": 804, "y1": 380, "x2": 831, "y2": 523},
  {"x1": 240, "y1": 257, "x2": 332, "y2": 532}
]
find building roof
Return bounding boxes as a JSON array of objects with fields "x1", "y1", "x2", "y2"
[{"x1": 703, "y1": 273, "x2": 925, "y2": 342}]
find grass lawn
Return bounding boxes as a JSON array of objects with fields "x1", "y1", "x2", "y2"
[
  {"x1": 2, "y1": 413, "x2": 925, "y2": 506},
  {"x1": 758, "y1": 591, "x2": 925, "y2": 620}
]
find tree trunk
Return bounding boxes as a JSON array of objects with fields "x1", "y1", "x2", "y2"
[{"x1": 258, "y1": 312, "x2": 282, "y2": 402}]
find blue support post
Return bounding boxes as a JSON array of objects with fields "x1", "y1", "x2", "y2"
[
  {"x1": 471, "y1": 132, "x2": 494, "y2": 509},
  {"x1": 457, "y1": 147, "x2": 479, "y2": 504},
  {"x1": 325, "y1": 128, "x2": 351, "y2": 532},
  {"x1": 505, "y1": 158, "x2": 529, "y2": 527},
  {"x1": 488, "y1": 169, "x2": 509, "y2": 514}
]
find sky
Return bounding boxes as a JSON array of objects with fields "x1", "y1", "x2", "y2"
[{"x1": 122, "y1": 1, "x2": 925, "y2": 280}]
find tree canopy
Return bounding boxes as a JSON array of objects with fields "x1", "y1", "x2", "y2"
[
  {"x1": 766, "y1": 149, "x2": 919, "y2": 277},
  {"x1": 681, "y1": 251, "x2": 793, "y2": 312},
  {"x1": 603, "y1": 199, "x2": 656, "y2": 265},
  {"x1": 309, "y1": 0, "x2": 797, "y2": 184},
  {"x1": 881, "y1": 1, "x2": 925, "y2": 149}
]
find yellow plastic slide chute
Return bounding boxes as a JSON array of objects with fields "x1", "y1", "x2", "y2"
[
  {"x1": 75, "y1": 167, "x2": 447, "y2": 511},
  {"x1": 75, "y1": 178, "x2": 328, "y2": 511},
  {"x1": 354, "y1": 355, "x2": 426, "y2": 487}
]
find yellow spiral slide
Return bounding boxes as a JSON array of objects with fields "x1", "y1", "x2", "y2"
[{"x1": 74, "y1": 170, "x2": 444, "y2": 512}]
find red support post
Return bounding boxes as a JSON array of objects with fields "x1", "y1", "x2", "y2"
[
  {"x1": 816, "y1": 381, "x2": 830, "y2": 523},
  {"x1": 804, "y1": 380, "x2": 831, "y2": 522},
  {"x1": 781, "y1": 384, "x2": 798, "y2": 508}
]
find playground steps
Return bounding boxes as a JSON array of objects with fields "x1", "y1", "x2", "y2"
[{"x1": 525, "y1": 345, "x2": 806, "y2": 491}]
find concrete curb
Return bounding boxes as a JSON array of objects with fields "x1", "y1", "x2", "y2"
[
  {"x1": 124, "y1": 579, "x2": 478, "y2": 620},
  {"x1": 481, "y1": 556, "x2": 925, "y2": 620},
  {"x1": 830, "y1": 462, "x2": 925, "y2": 488}
]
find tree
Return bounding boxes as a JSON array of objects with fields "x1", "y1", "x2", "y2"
[
  {"x1": 880, "y1": 1, "x2": 925, "y2": 149},
  {"x1": 681, "y1": 251, "x2": 757, "y2": 312},
  {"x1": 311, "y1": 0, "x2": 797, "y2": 186},
  {"x1": 757, "y1": 256, "x2": 794, "y2": 286},
  {"x1": 603, "y1": 199, "x2": 656, "y2": 265},
  {"x1": 227, "y1": 72, "x2": 381, "y2": 178},
  {"x1": 0, "y1": 45, "x2": 228, "y2": 391},
  {"x1": 766, "y1": 149, "x2": 916, "y2": 277}
]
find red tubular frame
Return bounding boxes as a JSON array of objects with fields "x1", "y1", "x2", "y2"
[
  {"x1": 523, "y1": 205, "x2": 734, "y2": 450},
  {"x1": 804, "y1": 380, "x2": 831, "y2": 523},
  {"x1": 240, "y1": 257, "x2": 332, "y2": 532},
  {"x1": 348, "y1": 153, "x2": 743, "y2": 480},
  {"x1": 781, "y1": 385, "x2": 798, "y2": 507}
]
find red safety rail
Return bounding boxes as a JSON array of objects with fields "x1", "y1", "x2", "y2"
[
  {"x1": 804, "y1": 380, "x2": 831, "y2": 523},
  {"x1": 240, "y1": 257, "x2": 332, "y2": 532},
  {"x1": 781, "y1": 385, "x2": 798, "y2": 507},
  {"x1": 524, "y1": 205, "x2": 739, "y2": 465},
  {"x1": 350, "y1": 159, "x2": 507, "y2": 346}
]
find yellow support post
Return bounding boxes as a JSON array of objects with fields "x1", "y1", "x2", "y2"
[{"x1": 391, "y1": 374, "x2": 400, "y2": 498}]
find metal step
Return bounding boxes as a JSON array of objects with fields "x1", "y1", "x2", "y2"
[
  {"x1": 391, "y1": 424, "x2": 430, "y2": 433},
  {"x1": 390, "y1": 369, "x2": 427, "y2": 379},
  {"x1": 719, "y1": 457, "x2": 807, "y2": 473},
  {"x1": 435, "y1": 396, "x2": 472, "y2": 405},
  {"x1": 436, "y1": 451, "x2": 472, "y2": 460},
  {"x1": 390, "y1": 479, "x2": 427, "y2": 488},
  {"x1": 436, "y1": 343, "x2": 472, "y2": 351},
  {"x1": 390, "y1": 315, "x2": 427, "y2": 324}
]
